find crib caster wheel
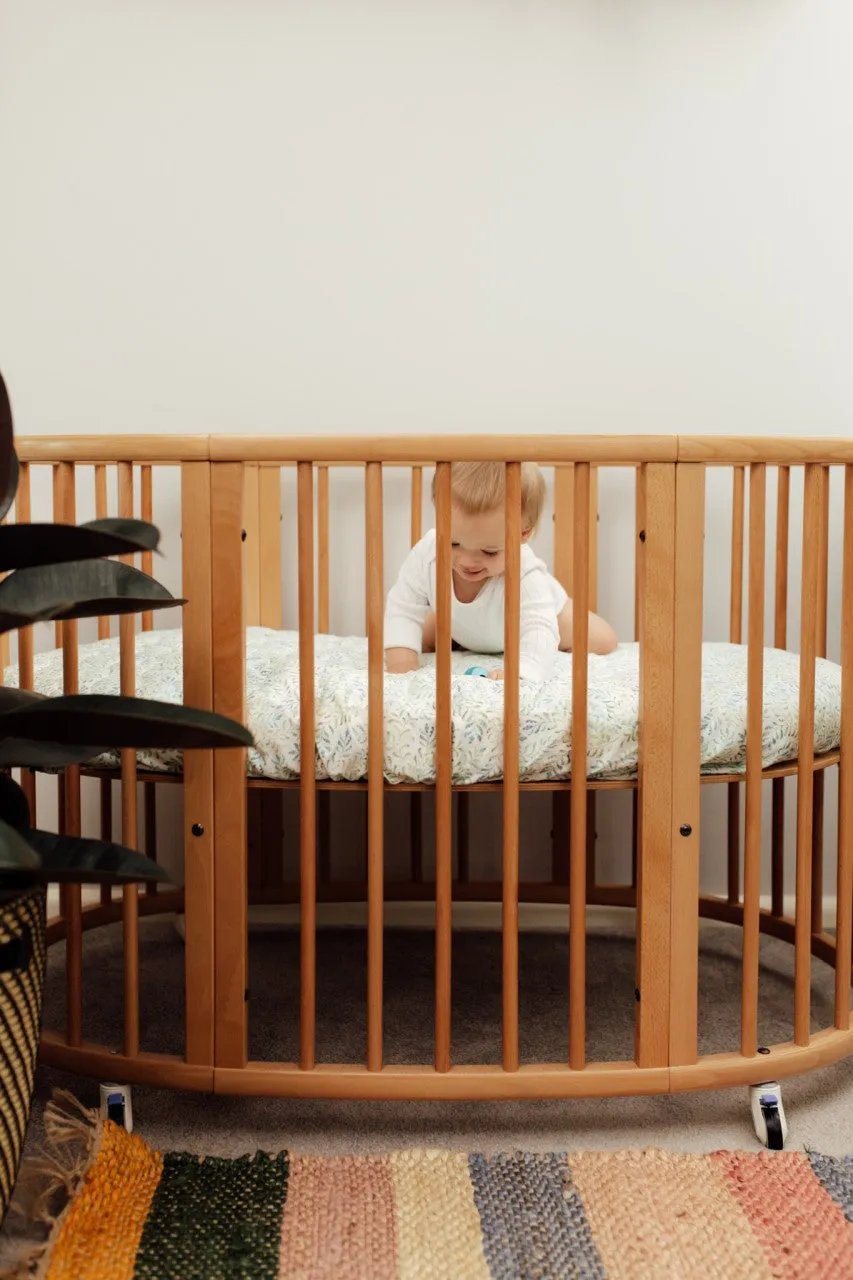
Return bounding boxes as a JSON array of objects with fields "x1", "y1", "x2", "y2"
[
  {"x1": 750, "y1": 1082, "x2": 787, "y2": 1150},
  {"x1": 99, "y1": 1082, "x2": 134, "y2": 1133}
]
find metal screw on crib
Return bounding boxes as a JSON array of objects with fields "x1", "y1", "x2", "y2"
[
  {"x1": 191, "y1": 823, "x2": 204, "y2": 837},
  {"x1": 679, "y1": 824, "x2": 692, "y2": 837}
]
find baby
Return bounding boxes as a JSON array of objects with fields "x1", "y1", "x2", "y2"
[{"x1": 384, "y1": 461, "x2": 617, "y2": 681}]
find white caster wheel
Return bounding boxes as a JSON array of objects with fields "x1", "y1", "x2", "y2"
[
  {"x1": 99, "y1": 1082, "x2": 134, "y2": 1132},
  {"x1": 750, "y1": 1082, "x2": 787, "y2": 1150}
]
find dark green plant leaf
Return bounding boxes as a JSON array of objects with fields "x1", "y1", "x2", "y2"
[
  {"x1": 18, "y1": 829, "x2": 170, "y2": 885},
  {"x1": 0, "y1": 773, "x2": 31, "y2": 831},
  {"x1": 0, "y1": 451, "x2": 19, "y2": 524},
  {"x1": 0, "y1": 371, "x2": 16, "y2": 520},
  {"x1": 0, "y1": 739, "x2": 108, "y2": 769},
  {"x1": 0, "y1": 560, "x2": 186, "y2": 634},
  {"x1": 0, "y1": 519, "x2": 161, "y2": 572},
  {"x1": 0, "y1": 693, "x2": 254, "y2": 749},
  {"x1": 82, "y1": 517, "x2": 161, "y2": 552},
  {"x1": 0, "y1": 696, "x2": 107, "y2": 766},
  {"x1": 0, "y1": 818, "x2": 40, "y2": 872},
  {"x1": 0, "y1": 688, "x2": 43, "y2": 714}
]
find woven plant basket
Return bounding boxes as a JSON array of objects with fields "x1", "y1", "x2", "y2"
[{"x1": 0, "y1": 885, "x2": 46, "y2": 1226}]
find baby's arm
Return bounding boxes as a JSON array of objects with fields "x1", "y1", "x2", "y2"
[
  {"x1": 557, "y1": 598, "x2": 618, "y2": 656},
  {"x1": 384, "y1": 538, "x2": 432, "y2": 674},
  {"x1": 489, "y1": 569, "x2": 561, "y2": 682}
]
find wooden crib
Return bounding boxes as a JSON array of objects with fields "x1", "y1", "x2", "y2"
[{"x1": 8, "y1": 434, "x2": 853, "y2": 1136}]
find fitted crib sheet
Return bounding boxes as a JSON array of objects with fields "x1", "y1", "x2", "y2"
[{"x1": 4, "y1": 627, "x2": 842, "y2": 785}]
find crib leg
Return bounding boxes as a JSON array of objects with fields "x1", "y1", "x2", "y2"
[
  {"x1": 99, "y1": 1082, "x2": 134, "y2": 1133},
  {"x1": 749, "y1": 1081, "x2": 787, "y2": 1150}
]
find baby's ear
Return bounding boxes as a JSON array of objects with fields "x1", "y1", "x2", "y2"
[{"x1": 520, "y1": 527, "x2": 534, "y2": 544}]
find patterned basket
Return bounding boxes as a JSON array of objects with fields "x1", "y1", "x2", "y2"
[{"x1": 0, "y1": 885, "x2": 46, "y2": 1225}]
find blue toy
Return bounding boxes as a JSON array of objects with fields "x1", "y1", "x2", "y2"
[{"x1": 465, "y1": 665, "x2": 489, "y2": 678}]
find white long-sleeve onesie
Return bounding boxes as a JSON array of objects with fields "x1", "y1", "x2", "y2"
[{"x1": 384, "y1": 530, "x2": 568, "y2": 681}]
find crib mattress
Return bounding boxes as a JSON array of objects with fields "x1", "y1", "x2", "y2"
[{"x1": 4, "y1": 628, "x2": 842, "y2": 785}]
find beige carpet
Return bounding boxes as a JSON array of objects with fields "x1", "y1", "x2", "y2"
[
  {"x1": 22, "y1": 916, "x2": 853, "y2": 1156},
  {"x1": 2, "y1": 915, "x2": 852, "y2": 1264}
]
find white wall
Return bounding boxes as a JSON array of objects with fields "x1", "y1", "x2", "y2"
[{"x1": 1, "y1": 0, "x2": 851, "y2": 903}]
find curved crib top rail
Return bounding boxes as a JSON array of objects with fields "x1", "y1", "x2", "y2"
[{"x1": 13, "y1": 434, "x2": 853, "y2": 467}]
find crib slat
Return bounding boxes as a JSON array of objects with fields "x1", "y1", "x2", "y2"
[
  {"x1": 297, "y1": 462, "x2": 317, "y2": 1071},
  {"x1": 774, "y1": 466, "x2": 790, "y2": 648},
  {"x1": 317, "y1": 465, "x2": 330, "y2": 635},
  {"x1": 15, "y1": 462, "x2": 36, "y2": 818},
  {"x1": 211, "y1": 463, "x2": 250, "y2": 1067},
  {"x1": 741, "y1": 464, "x2": 766, "y2": 1057},
  {"x1": 411, "y1": 466, "x2": 423, "y2": 546},
  {"x1": 434, "y1": 461, "x2": 453, "y2": 1073},
  {"x1": 816, "y1": 466, "x2": 830, "y2": 661},
  {"x1": 589, "y1": 469, "x2": 599, "y2": 613},
  {"x1": 636, "y1": 463, "x2": 676, "y2": 1069},
  {"x1": 730, "y1": 466, "x2": 745, "y2": 642},
  {"x1": 811, "y1": 467, "x2": 830, "y2": 935},
  {"x1": 183, "y1": 461, "x2": 217, "y2": 1068},
  {"x1": 634, "y1": 466, "x2": 646, "y2": 645},
  {"x1": 552, "y1": 461, "x2": 575, "y2": 884},
  {"x1": 259, "y1": 467, "x2": 283, "y2": 629},
  {"x1": 57, "y1": 463, "x2": 84, "y2": 1048},
  {"x1": 118, "y1": 462, "x2": 140, "y2": 1057},
  {"x1": 141, "y1": 465, "x2": 154, "y2": 631},
  {"x1": 771, "y1": 467, "x2": 790, "y2": 919},
  {"x1": 243, "y1": 464, "x2": 261, "y2": 627},
  {"x1": 794, "y1": 464, "x2": 821, "y2": 1045},
  {"x1": 52, "y1": 466, "x2": 64, "y2": 650},
  {"x1": 409, "y1": 467, "x2": 424, "y2": 886},
  {"x1": 631, "y1": 467, "x2": 646, "y2": 885},
  {"x1": 570, "y1": 463, "x2": 590, "y2": 1070},
  {"x1": 94, "y1": 464, "x2": 111, "y2": 641},
  {"x1": 365, "y1": 462, "x2": 384, "y2": 1072},
  {"x1": 316, "y1": 464, "x2": 331, "y2": 889},
  {"x1": 502, "y1": 463, "x2": 521, "y2": 1074},
  {"x1": 835, "y1": 466, "x2": 853, "y2": 1028},
  {"x1": 142, "y1": 463, "x2": 157, "y2": 891},
  {"x1": 727, "y1": 467, "x2": 745, "y2": 906},
  {"x1": 669, "y1": 464, "x2": 705, "y2": 1067}
]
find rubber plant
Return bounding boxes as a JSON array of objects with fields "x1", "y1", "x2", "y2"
[{"x1": 0, "y1": 369, "x2": 252, "y2": 1223}]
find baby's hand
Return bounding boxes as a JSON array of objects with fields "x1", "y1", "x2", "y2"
[{"x1": 487, "y1": 669, "x2": 505, "y2": 681}]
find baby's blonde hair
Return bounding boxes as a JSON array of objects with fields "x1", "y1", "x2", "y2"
[{"x1": 431, "y1": 461, "x2": 546, "y2": 533}]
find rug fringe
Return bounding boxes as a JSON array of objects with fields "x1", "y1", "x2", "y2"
[{"x1": 0, "y1": 1091, "x2": 103, "y2": 1280}]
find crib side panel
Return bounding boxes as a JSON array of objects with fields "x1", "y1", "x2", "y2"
[
  {"x1": 670, "y1": 442, "x2": 850, "y2": 1093},
  {"x1": 10, "y1": 445, "x2": 217, "y2": 1088}
]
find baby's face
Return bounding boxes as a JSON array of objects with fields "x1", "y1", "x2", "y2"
[{"x1": 450, "y1": 505, "x2": 528, "y2": 583}]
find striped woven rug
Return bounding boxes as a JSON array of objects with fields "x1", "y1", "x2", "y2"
[{"x1": 13, "y1": 1096, "x2": 853, "y2": 1279}]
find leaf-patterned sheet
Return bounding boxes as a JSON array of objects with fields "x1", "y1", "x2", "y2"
[{"x1": 4, "y1": 628, "x2": 841, "y2": 785}]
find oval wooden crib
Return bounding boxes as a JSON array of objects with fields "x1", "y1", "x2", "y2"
[{"x1": 6, "y1": 434, "x2": 852, "y2": 1144}]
